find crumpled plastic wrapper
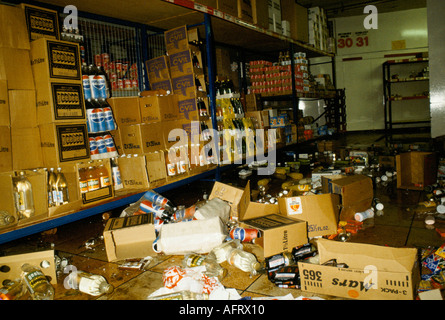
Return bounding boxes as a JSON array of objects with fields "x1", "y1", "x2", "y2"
[
  {"x1": 194, "y1": 198, "x2": 231, "y2": 224},
  {"x1": 148, "y1": 265, "x2": 242, "y2": 300}
]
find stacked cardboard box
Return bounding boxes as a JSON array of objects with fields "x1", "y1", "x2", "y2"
[
  {"x1": 308, "y1": 7, "x2": 329, "y2": 51},
  {"x1": 268, "y1": 0, "x2": 282, "y2": 34}
]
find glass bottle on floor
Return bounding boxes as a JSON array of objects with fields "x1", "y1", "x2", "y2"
[
  {"x1": 21, "y1": 263, "x2": 54, "y2": 300},
  {"x1": 65, "y1": 270, "x2": 114, "y2": 296}
]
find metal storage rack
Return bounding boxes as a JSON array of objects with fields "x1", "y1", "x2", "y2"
[
  {"x1": 0, "y1": 0, "x2": 334, "y2": 244},
  {"x1": 383, "y1": 57, "x2": 430, "y2": 146}
]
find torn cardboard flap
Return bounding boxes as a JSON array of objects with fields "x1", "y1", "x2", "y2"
[
  {"x1": 317, "y1": 239, "x2": 417, "y2": 272},
  {"x1": 209, "y1": 181, "x2": 250, "y2": 219},
  {"x1": 278, "y1": 192, "x2": 339, "y2": 238}
]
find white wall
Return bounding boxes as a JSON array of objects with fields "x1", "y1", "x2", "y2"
[
  {"x1": 427, "y1": 0, "x2": 445, "y2": 138},
  {"x1": 327, "y1": 8, "x2": 428, "y2": 131}
]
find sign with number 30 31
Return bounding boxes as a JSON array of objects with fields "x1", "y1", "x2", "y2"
[{"x1": 337, "y1": 34, "x2": 369, "y2": 49}]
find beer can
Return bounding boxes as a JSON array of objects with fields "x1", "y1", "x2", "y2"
[{"x1": 230, "y1": 227, "x2": 261, "y2": 242}]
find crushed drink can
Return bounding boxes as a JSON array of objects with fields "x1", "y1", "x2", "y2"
[
  {"x1": 142, "y1": 190, "x2": 173, "y2": 209},
  {"x1": 229, "y1": 227, "x2": 261, "y2": 242}
]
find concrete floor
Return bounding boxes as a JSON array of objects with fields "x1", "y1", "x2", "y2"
[{"x1": 0, "y1": 131, "x2": 444, "y2": 301}]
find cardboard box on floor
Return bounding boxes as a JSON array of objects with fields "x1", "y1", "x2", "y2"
[
  {"x1": 278, "y1": 191, "x2": 339, "y2": 238},
  {"x1": 299, "y1": 239, "x2": 419, "y2": 300},
  {"x1": 209, "y1": 181, "x2": 308, "y2": 257},
  {"x1": 104, "y1": 214, "x2": 156, "y2": 262},
  {"x1": 396, "y1": 152, "x2": 437, "y2": 190},
  {"x1": 322, "y1": 174, "x2": 373, "y2": 221}
]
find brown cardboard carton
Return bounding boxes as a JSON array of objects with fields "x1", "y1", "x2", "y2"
[
  {"x1": 163, "y1": 119, "x2": 190, "y2": 150},
  {"x1": 177, "y1": 95, "x2": 208, "y2": 121},
  {"x1": 30, "y1": 38, "x2": 81, "y2": 81},
  {"x1": 139, "y1": 93, "x2": 178, "y2": 123},
  {"x1": 145, "y1": 55, "x2": 170, "y2": 84},
  {"x1": 150, "y1": 79, "x2": 173, "y2": 92},
  {"x1": 73, "y1": 159, "x2": 114, "y2": 207},
  {"x1": 0, "y1": 4, "x2": 30, "y2": 49},
  {"x1": 145, "y1": 151, "x2": 167, "y2": 188},
  {"x1": 36, "y1": 80, "x2": 86, "y2": 124},
  {"x1": 252, "y1": 0, "x2": 269, "y2": 29},
  {"x1": 0, "y1": 126, "x2": 12, "y2": 173},
  {"x1": 0, "y1": 80, "x2": 9, "y2": 126},
  {"x1": 47, "y1": 166, "x2": 82, "y2": 217},
  {"x1": 164, "y1": 25, "x2": 189, "y2": 54},
  {"x1": 168, "y1": 49, "x2": 203, "y2": 78},
  {"x1": 110, "y1": 128, "x2": 123, "y2": 155},
  {"x1": 210, "y1": 181, "x2": 308, "y2": 257},
  {"x1": 11, "y1": 127, "x2": 43, "y2": 170},
  {"x1": 325, "y1": 174, "x2": 373, "y2": 220},
  {"x1": 237, "y1": 0, "x2": 253, "y2": 23},
  {"x1": 396, "y1": 152, "x2": 437, "y2": 190},
  {"x1": 0, "y1": 48, "x2": 35, "y2": 90},
  {"x1": 278, "y1": 192, "x2": 339, "y2": 238},
  {"x1": 218, "y1": 0, "x2": 238, "y2": 16},
  {"x1": 0, "y1": 250, "x2": 57, "y2": 285},
  {"x1": 118, "y1": 155, "x2": 149, "y2": 191},
  {"x1": 39, "y1": 122, "x2": 90, "y2": 168},
  {"x1": 103, "y1": 214, "x2": 156, "y2": 262},
  {"x1": 21, "y1": 3, "x2": 60, "y2": 41},
  {"x1": 8, "y1": 89, "x2": 37, "y2": 128},
  {"x1": 120, "y1": 123, "x2": 165, "y2": 154},
  {"x1": 299, "y1": 239, "x2": 419, "y2": 300},
  {"x1": 107, "y1": 97, "x2": 141, "y2": 126},
  {"x1": 280, "y1": 0, "x2": 309, "y2": 42},
  {"x1": 0, "y1": 169, "x2": 47, "y2": 226}
]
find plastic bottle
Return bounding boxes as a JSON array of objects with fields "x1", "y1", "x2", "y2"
[
  {"x1": 226, "y1": 247, "x2": 261, "y2": 276},
  {"x1": 142, "y1": 190, "x2": 174, "y2": 209},
  {"x1": 182, "y1": 253, "x2": 227, "y2": 280},
  {"x1": 148, "y1": 290, "x2": 208, "y2": 300},
  {"x1": 13, "y1": 171, "x2": 35, "y2": 220},
  {"x1": 55, "y1": 167, "x2": 69, "y2": 205},
  {"x1": 0, "y1": 210, "x2": 15, "y2": 227},
  {"x1": 211, "y1": 240, "x2": 243, "y2": 263},
  {"x1": 21, "y1": 263, "x2": 54, "y2": 300},
  {"x1": 373, "y1": 198, "x2": 384, "y2": 211},
  {"x1": 0, "y1": 279, "x2": 26, "y2": 300},
  {"x1": 355, "y1": 208, "x2": 375, "y2": 222},
  {"x1": 97, "y1": 161, "x2": 111, "y2": 188},
  {"x1": 78, "y1": 167, "x2": 89, "y2": 194},
  {"x1": 86, "y1": 165, "x2": 100, "y2": 191},
  {"x1": 110, "y1": 157, "x2": 123, "y2": 190},
  {"x1": 65, "y1": 270, "x2": 114, "y2": 296}
]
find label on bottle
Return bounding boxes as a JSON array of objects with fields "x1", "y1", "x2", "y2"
[
  {"x1": 16, "y1": 191, "x2": 26, "y2": 211},
  {"x1": 167, "y1": 163, "x2": 176, "y2": 176},
  {"x1": 23, "y1": 270, "x2": 48, "y2": 294},
  {"x1": 112, "y1": 167, "x2": 123, "y2": 190},
  {"x1": 79, "y1": 180, "x2": 89, "y2": 193},
  {"x1": 82, "y1": 75, "x2": 92, "y2": 100},
  {"x1": 186, "y1": 254, "x2": 204, "y2": 267},
  {"x1": 100, "y1": 176, "x2": 111, "y2": 187},
  {"x1": 87, "y1": 178, "x2": 100, "y2": 191}
]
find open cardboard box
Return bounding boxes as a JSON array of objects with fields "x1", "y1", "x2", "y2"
[
  {"x1": 396, "y1": 151, "x2": 437, "y2": 190},
  {"x1": 103, "y1": 214, "x2": 156, "y2": 262},
  {"x1": 209, "y1": 181, "x2": 308, "y2": 257},
  {"x1": 0, "y1": 169, "x2": 47, "y2": 228},
  {"x1": 299, "y1": 239, "x2": 420, "y2": 300},
  {"x1": 118, "y1": 155, "x2": 149, "y2": 192},
  {"x1": 278, "y1": 191, "x2": 339, "y2": 238},
  {"x1": 322, "y1": 174, "x2": 373, "y2": 221}
]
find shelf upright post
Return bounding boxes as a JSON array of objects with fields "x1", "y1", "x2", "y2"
[
  {"x1": 203, "y1": 13, "x2": 220, "y2": 181},
  {"x1": 289, "y1": 42, "x2": 299, "y2": 141}
]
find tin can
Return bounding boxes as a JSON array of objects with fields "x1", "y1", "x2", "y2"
[{"x1": 229, "y1": 227, "x2": 261, "y2": 242}]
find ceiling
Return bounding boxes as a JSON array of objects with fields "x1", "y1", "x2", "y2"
[{"x1": 296, "y1": 0, "x2": 427, "y2": 18}]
